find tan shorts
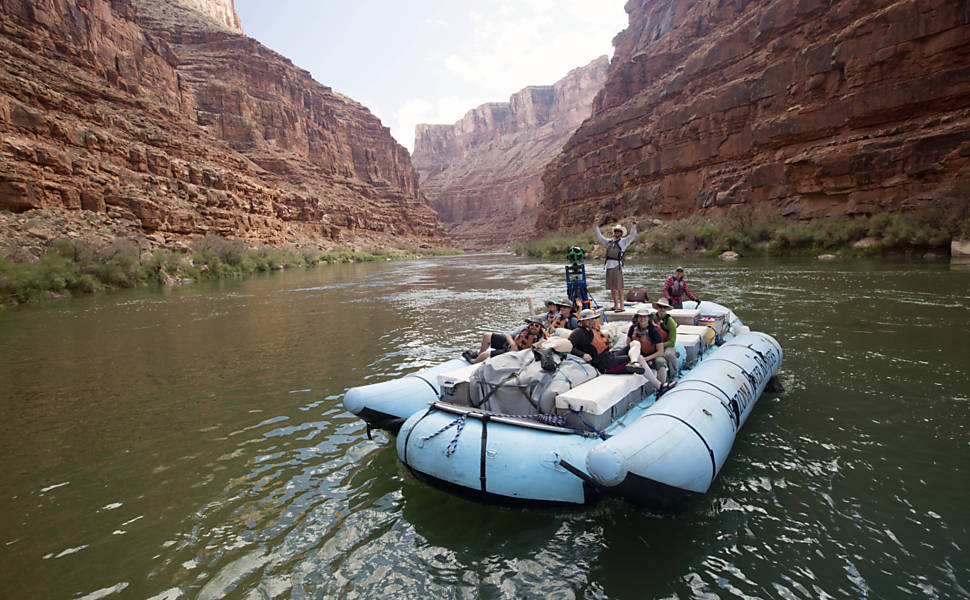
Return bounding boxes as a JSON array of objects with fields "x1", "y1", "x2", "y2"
[{"x1": 606, "y1": 266, "x2": 623, "y2": 290}]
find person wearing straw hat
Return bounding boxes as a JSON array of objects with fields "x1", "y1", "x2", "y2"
[
  {"x1": 594, "y1": 220, "x2": 638, "y2": 312},
  {"x1": 650, "y1": 298, "x2": 680, "y2": 379}
]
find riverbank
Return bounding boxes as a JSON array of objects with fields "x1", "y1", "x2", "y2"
[
  {"x1": 0, "y1": 232, "x2": 457, "y2": 306},
  {"x1": 514, "y1": 212, "x2": 967, "y2": 261}
]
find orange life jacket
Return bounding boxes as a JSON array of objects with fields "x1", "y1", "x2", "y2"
[
  {"x1": 630, "y1": 323, "x2": 659, "y2": 355},
  {"x1": 590, "y1": 322, "x2": 610, "y2": 355},
  {"x1": 653, "y1": 315, "x2": 672, "y2": 342},
  {"x1": 551, "y1": 311, "x2": 573, "y2": 329},
  {"x1": 514, "y1": 327, "x2": 547, "y2": 350}
]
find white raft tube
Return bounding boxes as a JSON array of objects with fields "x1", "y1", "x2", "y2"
[
  {"x1": 343, "y1": 358, "x2": 468, "y2": 434},
  {"x1": 585, "y1": 331, "x2": 782, "y2": 508}
]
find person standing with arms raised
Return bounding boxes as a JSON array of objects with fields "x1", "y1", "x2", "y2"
[{"x1": 594, "y1": 219, "x2": 638, "y2": 312}]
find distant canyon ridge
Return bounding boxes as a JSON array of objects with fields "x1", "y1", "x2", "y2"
[
  {"x1": 1, "y1": 0, "x2": 968, "y2": 260},
  {"x1": 0, "y1": 0, "x2": 448, "y2": 258},
  {"x1": 412, "y1": 57, "x2": 609, "y2": 250}
]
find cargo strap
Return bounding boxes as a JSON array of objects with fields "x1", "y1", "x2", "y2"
[{"x1": 568, "y1": 406, "x2": 609, "y2": 440}]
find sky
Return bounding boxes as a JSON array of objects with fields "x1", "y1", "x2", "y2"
[{"x1": 232, "y1": 0, "x2": 628, "y2": 152}]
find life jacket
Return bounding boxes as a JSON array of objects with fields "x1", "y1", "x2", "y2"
[
  {"x1": 653, "y1": 314, "x2": 673, "y2": 342},
  {"x1": 668, "y1": 277, "x2": 686, "y2": 298},
  {"x1": 551, "y1": 311, "x2": 574, "y2": 330},
  {"x1": 630, "y1": 323, "x2": 659, "y2": 355},
  {"x1": 604, "y1": 239, "x2": 624, "y2": 264},
  {"x1": 514, "y1": 327, "x2": 546, "y2": 350},
  {"x1": 590, "y1": 322, "x2": 610, "y2": 355}
]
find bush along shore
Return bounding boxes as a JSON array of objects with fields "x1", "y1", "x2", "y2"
[
  {"x1": 0, "y1": 235, "x2": 458, "y2": 306},
  {"x1": 514, "y1": 211, "x2": 968, "y2": 261}
]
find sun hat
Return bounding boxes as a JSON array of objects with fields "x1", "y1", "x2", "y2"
[
  {"x1": 545, "y1": 297, "x2": 557, "y2": 306},
  {"x1": 524, "y1": 316, "x2": 544, "y2": 325},
  {"x1": 653, "y1": 298, "x2": 672, "y2": 310},
  {"x1": 554, "y1": 299, "x2": 573, "y2": 308},
  {"x1": 612, "y1": 224, "x2": 627, "y2": 237},
  {"x1": 577, "y1": 308, "x2": 598, "y2": 321},
  {"x1": 635, "y1": 307, "x2": 652, "y2": 317},
  {"x1": 675, "y1": 266, "x2": 685, "y2": 272}
]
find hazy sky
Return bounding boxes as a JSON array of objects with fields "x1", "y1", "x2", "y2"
[{"x1": 233, "y1": 1, "x2": 628, "y2": 152}]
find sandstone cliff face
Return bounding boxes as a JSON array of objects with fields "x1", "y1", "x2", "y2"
[
  {"x1": 0, "y1": 0, "x2": 448, "y2": 259},
  {"x1": 539, "y1": 0, "x2": 970, "y2": 232},
  {"x1": 413, "y1": 57, "x2": 609, "y2": 249}
]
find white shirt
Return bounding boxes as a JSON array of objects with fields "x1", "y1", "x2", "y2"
[{"x1": 595, "y1": 223, "x2": 637, "y2": 270}]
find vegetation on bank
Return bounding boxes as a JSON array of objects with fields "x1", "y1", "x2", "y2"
[
  {"x1": 514, "y1": 211, "x2": 969, "y2": 260},
  {"x1": 0, "y1": 235, "x2": 458, "y2": 306}
]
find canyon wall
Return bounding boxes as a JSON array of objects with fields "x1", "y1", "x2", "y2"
[
  {"x1": 0, "y1": 0, "x2": 448, "y2": 259},
  {"x1": 413, "y1": 56, "x2": 609, "y2": 249},
  {"x1": 538, "y1": 0, "x2": 970, "y2": 232}
]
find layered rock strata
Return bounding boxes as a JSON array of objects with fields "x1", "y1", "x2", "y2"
[
  {"x1": 539, "y1": 0, "x2": 970, "y2": 232},
  {"x1": 0, "y1": 0, "x2": 448, "y2": 259},
  {"x1": 413, "y1": 57, "x2": 608, "y2": 250}
]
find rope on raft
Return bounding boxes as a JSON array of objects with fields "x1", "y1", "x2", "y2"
[{"x1": 422, "y1": 412, "x2": 569, "y2": 457}]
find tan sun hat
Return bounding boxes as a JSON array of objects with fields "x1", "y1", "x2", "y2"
[
  {"x1": 653, "y1": 298, "x2": 672, "y2": 310},
  {"x1": 612, "y1": 224, "x2": 627, "y2": 237},
  {"x1": 577, "y1": 308, "x2": 598, "y2": 321}
]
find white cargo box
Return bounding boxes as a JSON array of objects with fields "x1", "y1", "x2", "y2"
[
  {"x1": 668, "y1": 308, "x2": 700, "y2": 326},
  {"x1": 678, "y1": 324, "x2": 716, "y2": 347},
  {"x1": 678, "y1": 333, "x2": 704, "y2": 366},
  {"x1": 437, "y1": 362, "x2": 483, "y2": 406},
  {"x1": 555, "y1": 374, "x2": 652, "y2": 430},
  {"x1": 605, "y1": 302, "x2": 652, "y2": 322}
]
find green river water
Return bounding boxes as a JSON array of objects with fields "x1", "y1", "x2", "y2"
[{"x1": 0, "y1": 254, "x2": 968, "y2": 599}]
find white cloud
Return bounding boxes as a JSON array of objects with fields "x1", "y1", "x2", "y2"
[{"x1": 441, "y1": 0, "x2": 625, "y2": 94}]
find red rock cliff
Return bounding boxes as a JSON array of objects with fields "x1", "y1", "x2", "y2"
[
  {"x1": 539, "y1": 0, "x2": 970, "y2": 232},
  {"x1": 0, "y1": 0, "x2": 449, "y2": 257},
  {"x1": 413, "y1": 57, "x2": 608, "y2": 249}
]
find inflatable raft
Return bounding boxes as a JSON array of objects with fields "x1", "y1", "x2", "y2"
[{"x1": 343, "y1": 300, "x2": 782, "y2": 509}]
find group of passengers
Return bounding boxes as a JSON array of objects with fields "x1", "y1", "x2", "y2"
[{"x1": 461, "y1": 294, "x2": 680, "y2": 393}]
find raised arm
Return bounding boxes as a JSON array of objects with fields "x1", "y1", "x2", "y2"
[{"x1": 594, "y1": 225, "x2": 607, "y2": 245}]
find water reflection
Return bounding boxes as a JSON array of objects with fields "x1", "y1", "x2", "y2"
[{"x1": 1, "y1": 255, "x2": 968, "y2": 598}]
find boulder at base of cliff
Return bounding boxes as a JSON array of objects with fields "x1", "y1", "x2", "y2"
[
  {"x1": 719, "y1": 251, "x2": 740, "y2": 261},
  {"x1": 952, "y1": 240, "x2": 970, "y2": 257}
]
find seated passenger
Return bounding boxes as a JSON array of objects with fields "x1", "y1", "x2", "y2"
[
  {"x1": 462, "y1": 316, "x2": 548, "y2": 364},
  {"x1": 526, "y1": 296, "x2": 559, "y2": 330},
  {"x1": 627, "y1": 308, "x2": 669, "y2": 391},
  {"x1": 550, "y1": 299, "x2": 579, "y2": 330},
  {"x1": 651, "y1": 298, "x2": 680, "y2": 379},
  {"x1": 568, "y1": 309, "x2": 645, "y2": 375}
]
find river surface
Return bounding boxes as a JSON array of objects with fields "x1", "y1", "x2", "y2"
[{"x1": 1, "y1": 254, "x2": 968, "y2": 599}]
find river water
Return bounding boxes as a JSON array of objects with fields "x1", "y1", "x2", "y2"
[{"x1": 1, "y1": 254, "x2": 967, "y2": 599}]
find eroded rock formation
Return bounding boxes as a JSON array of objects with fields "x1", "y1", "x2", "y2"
[
  {"x1": 413, "y1": 57, "x2": 609, "y2": 250},
  {"x1": 0, "y1": 0, "x2": 448, "y2": 259},
  {"x1": 539, "y1": 0, "x2": 970, "y2": 232}
]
